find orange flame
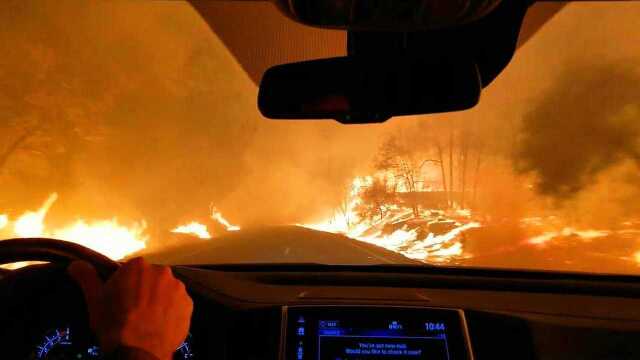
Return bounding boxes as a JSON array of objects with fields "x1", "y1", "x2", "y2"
[
  {"x1": 301, "y1": 176, "x2": 478, "y2": 263},
  {"x1": 1, "y1": 193, "x2": 147, "y2": 265},
  {"x1": 527, "y1": 227, "x2": 610, "y2": 245},
  {"x1": 171, "y1": 222, "x2": 211, "y2": 239},
  {"x1": 14, "y1": 193, "x2": 58, "y2": 237},
  {"x1": 211, "y1": 207, "x2": 240, "y2": 231},
  {"x1": 302, "y1": 176, "x2": 371, "y2": 234},
  {"x1": 53, "y1": 219, "x2": 147, "y2": 260},
  {"x1": 0, "y1": 214, "x2": 7, "y2": 230},
  {"x1": 171, "y1": 207, "x2": 239, "y2": 239}
]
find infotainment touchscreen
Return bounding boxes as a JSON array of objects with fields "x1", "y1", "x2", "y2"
[{"x1": 283, "y1": 306, "x2": 472, "y2": 360}]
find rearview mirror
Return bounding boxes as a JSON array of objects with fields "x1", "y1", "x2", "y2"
[
  {"x1": 258, "y1": 56, "x2": 481, "y2": 123},
  {"x1": 272, "y1": 0, "x2": 502, "y2": 31}
]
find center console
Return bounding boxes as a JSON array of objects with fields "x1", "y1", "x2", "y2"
[{"x1": 281, "y1": 306, "x2": 474, "y2": 360}]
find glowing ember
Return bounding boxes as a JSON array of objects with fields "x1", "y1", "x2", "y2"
[
  {"x1": 527, "y1": 232, "x2": 556, "y2": 245},
  {"x1": 430, "y1": 242, "x2": 464, "y2": 258},
  {"x1": 306, "y1": 214, "x2": 478, "y2": 263},
  {"x1": 211, "y1": 207, "x2": 240, "y2": 231},
  {"x1": 358, "y1": 228, "x2": 418, "y2": 251},
  {"x1": 171, "y1": 222, "x2": 211, "y2": 239},
  {"x1": 403, "y1": 222, "x2": 480, "y2": 261},
  {"x1": 527, "y1": 227, "x2": 610, "y2": 245},
  {"x1": 574, "y1": 229, "x2": 610, "y2": 239},
  {"x1": 170, "y1": 207, "x2": 239, "y2": 239}
]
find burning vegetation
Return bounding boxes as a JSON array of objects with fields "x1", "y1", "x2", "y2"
[
  {"x1": 301, "y1": 58, "x2": 640, "y2": 272},
  {"x1": 1, "y1": 2, "x2": 640, "y2": 274},
  {"x1": 0, "y1": 192, "x2": 240, "y2": 268}
]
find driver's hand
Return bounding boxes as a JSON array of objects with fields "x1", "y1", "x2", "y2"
[{"x1": 68, "y1": 257, "x2": 193, "y2": 360}]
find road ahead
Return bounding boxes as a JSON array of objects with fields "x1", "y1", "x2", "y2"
[
  {"x1": 142, "y1": 224, "x2": 640, "y2": 276},
  {"x1": 143, "y1": 225, "x2": 420, "y2": 266}
]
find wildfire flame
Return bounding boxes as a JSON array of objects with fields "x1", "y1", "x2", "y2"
[
  {"x1": 302, "y1": 177, "x2": 477, "y2": 263},
  {"x1": 14, "y1": 193, "x2": 58, "y2": 237},
  {"x1": 303, "y1": 174, "x2": 640, "y2": 269},
  {"x1": 53, "y1": 219, "x2": 147, "y2": 260},
  {"x1": 2, "y1": 194, "x2": 245, "y2": 269},
  {"x1": 0, "y1": 214, "x2": 8, "y2": 230},
  {"x1": 0, "y1": 193, "x2": 147, "y2": 266},
  {"x1": 211, "y1": 207, "x2": 240, "y2": 231},
  {"x1": 171, "y1": 222, "x2": 211, "y2": 239},
  {"x1": 170, "y1": 206, "x2": 240, "y2": 239},
  {"x1": 528, "y1": 227, "x2": 611, "y2": 245}
]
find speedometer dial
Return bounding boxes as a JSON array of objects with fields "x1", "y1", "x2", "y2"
[
  {"x1": 31, "y1": 327, "x2": 101, "y2": 360},
  {"x1": 175, "y1": 333, "x2": 194, "y2": 359},
  {"x1": 31, "y1": 327, "x2": 195, "y2": 359}
]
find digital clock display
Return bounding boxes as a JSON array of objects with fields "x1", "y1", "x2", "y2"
[{"x1": 284, "y1": 306, "x2": 472, "y2": 360}]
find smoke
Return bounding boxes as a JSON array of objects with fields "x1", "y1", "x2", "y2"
[
  {"x1": 0, "y1": 1, "x2": 260, "y2": 232},
  {"x1": 0, "y1": 0, "x2": 402, "y2": 242},
  {"x1": 514, "y1": 63, "x2": 640, "y2": 198},
  {"x1": 1, "y1": 0, "x2": 640, "y2": 249},
  {"x1": 562, "y1": 160, "x2": 640, "y2": 227}
]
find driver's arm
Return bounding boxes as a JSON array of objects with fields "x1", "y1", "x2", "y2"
[{"x1": 68, "y1": 257, "x2": 193, "y2": 360}]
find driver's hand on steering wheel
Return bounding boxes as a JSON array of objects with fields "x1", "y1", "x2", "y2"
[{"x1": 68, "y1": 257, "x2": 193, "y2": 360}]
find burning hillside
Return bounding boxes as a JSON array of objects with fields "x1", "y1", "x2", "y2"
[
  {"x1": 0, "y1": 193, "x2": 146, "y2": 265},
  {"x1": 1, "y1": 2, "x2": 640, "y2": 275},
  {"x1": 0, "y1": 192, "x2": 240, "y2": 268},
  {"x1": 301, "y1": 156, "x2": 640, "y2": 273},
  {"x1": 302, "y1": 177, "x2": 480, "y2": 263}
]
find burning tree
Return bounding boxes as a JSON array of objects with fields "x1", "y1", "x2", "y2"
[
  {"x1": 369, "y1": 118, "x2": 486, "y2": 213},
  {"x1": 356, "y1": 178, "x2": 396, "y2": 222},
  {"x1": 375, "y1": 134, "x2": 444, "y2": 216}
]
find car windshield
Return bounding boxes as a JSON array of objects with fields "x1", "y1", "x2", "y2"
[{"x1": 1, "y1": 1, "x2": 640, "y2": 274}]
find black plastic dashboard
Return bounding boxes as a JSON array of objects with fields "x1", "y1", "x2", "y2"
[
  {"x1": 175, "y1": 264, "x2": 640, "y2": 360},
  {"x1": 6, "y1": 264, "x2": 640, "y2": 359}
]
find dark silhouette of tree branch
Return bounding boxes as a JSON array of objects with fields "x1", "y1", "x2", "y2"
[{"x1": 0, "y1": 121, "x2": 43, "y2": 174}]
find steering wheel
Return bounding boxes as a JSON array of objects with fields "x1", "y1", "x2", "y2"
[
  {"x1": 0, "y1": 238, "x2": 119, "y2": 279},
  {"x1": 0, "y1": 238, "x2": 119, "y2": 359}
]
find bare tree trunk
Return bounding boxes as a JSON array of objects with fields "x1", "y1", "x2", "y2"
[
  {"x1": 436, "y1": 143, "x2": 448, "y2": 210},
  {"x1": 460, "y1": 134, "x2": 469, "y2": 210},
  {"x1": 406, "y1": 173, "x2": 419, "y2": 218},
  {"x1": 412, "y1": 203, "x2": 419, "y2": 218},
  {"x1": 448, "y1": 124, "x2": 454, "y2": 208},
  {"x1": 472, "y1": 146, "x2": 483, "y2": 208},
  {"x1": 0, "y1": 123, "x2": 41, "y2": 174}
]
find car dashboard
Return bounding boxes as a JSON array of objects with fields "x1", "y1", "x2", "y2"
[
  {"x1": 16, "y1": 264, "x2": 640, "y2": 359},
  {"x1": 177, "y1": 264, "x2": 640, "y2": 360}
]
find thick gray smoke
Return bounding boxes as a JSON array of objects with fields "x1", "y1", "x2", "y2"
[{"x1": 515, "y1": 63, "x2": 640, "y2": 198}]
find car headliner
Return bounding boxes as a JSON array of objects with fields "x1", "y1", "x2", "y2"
[{"x1": 188, "y1": 1, "x2": 566, "y2": 85}]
